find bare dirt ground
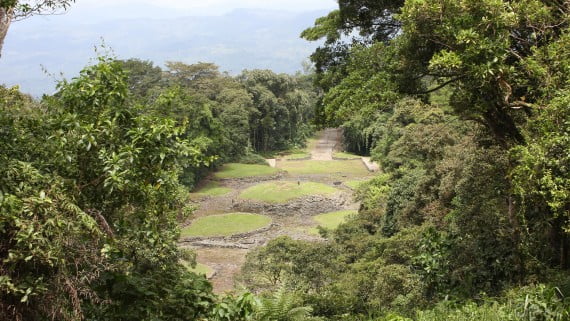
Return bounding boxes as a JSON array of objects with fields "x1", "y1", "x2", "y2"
[
  {"x1": 191, "y1": 248, "x2": 249, "y2": 292},
  {"x1": 180, "y1": 129, "x2": 371, "y2": 293}
]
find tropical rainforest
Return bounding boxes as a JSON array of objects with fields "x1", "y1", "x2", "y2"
[{"x1": 1, "y1": 0, "x2": 570, "y2": 320}]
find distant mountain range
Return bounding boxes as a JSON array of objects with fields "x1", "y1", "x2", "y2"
[{"x1": 0, "y1": 7, "x2": 327, "y2": 96}]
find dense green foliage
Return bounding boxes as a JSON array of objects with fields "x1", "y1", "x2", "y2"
[
  {"x1": 3, "y1": 0, "x2": 570, "y2": 320},
  {"x1": 0, "y1": 55, "x2": 317, "y2": 320},
  {"x1": 239, "y1": 0, "x2": 570, "y2": 320},
  {"x1": 0, "y1": 59, "x2": 217, "y2": 320},
  {"x1": 118, "y1": 59, "x2": 317, "y2": 187}
]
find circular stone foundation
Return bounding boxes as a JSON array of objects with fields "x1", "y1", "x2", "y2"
[
  {"x1": 181, "y1": 213, "x2": 272, "y2": 238},
  {"x1": 239, "y1": 181, "x2": 338, "y2": 203}
]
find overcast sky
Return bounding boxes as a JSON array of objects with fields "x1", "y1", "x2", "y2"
[
  {"x1": 1, "y1": 0, "x2": 338, "y2": 95},
  {"x1": 69, "y1": 0, "x2": 337, "y2": 16},
  {"x1": 81, "y1": 0, "x2": 337, "y2": 10}
]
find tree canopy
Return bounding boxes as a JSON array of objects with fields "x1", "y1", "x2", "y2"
[
  {"x1": 2, "y1": 0, "x2": 570, "y2": 320},
  {"x1": 237, "y1": 1, "x2": 570, "y2": 320}
]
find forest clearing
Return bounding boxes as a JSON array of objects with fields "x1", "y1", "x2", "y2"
[{"x1": 183, "y1": 129, "x2": 374, "y2": 292}]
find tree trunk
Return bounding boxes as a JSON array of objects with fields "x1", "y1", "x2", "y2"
[
  {"x1": 0, "y1": 7, "x2": 14, "y2": 59},
  {"x1": 482, "y1": 104, "x2": 525, "y2": 147}
]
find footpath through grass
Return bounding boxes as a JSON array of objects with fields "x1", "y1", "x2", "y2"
[
  {"x1": 278, "y1": 160, "x2": 370, "y2": 175},
  {"x1": 239, "y1": 181, "x2": 338, "y2": 203},
  {"x1": 191, "y1": 181, "x2": 232, "y2": 196},
  {"x1": 181, "y1": 213, "x2": 272, "y2": 237},
  {"x1": 214, "y1": 163, "x2": 280, "y2": 179},
  {"x1": 309, "y1": 210, "x2": 357, "y2": 235}
]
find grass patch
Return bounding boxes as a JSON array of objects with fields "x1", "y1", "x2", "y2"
[
  {"x1": 214, "y1": 163, "x2": 279, "y2": 179},
  {"x1": 308, "y1": 210, "x2": 357, "y2": 235},
  {"x1": 333, "y1": 151, "x2": 361, "y2": 159},
  {"x1": 191, "y1": 181, "x2": 232, "y2": 196},
  {"x1": 239, "y1": 181, "x2": 338, "y2": 203},
  {"x1": 277, "y1": 160, "x2": 369, "y2": 175},
  {"x1": 284, "y1": 152, "x2": 311, "y2": 160},
  {"x1": 344, "y1": 179, "x2": 371, "y2": 189},
  {"x1": 184, "y1": 261, "x2": 214, "y2": 277},
  {"x1": 181, "y1": 213, "x2": 272, "y2": 238}
]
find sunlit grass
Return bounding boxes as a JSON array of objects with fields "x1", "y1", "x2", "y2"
[
  {"x1": 214, "y1": 163, "x2": 280, "y2": 179},
  {"x1": 181, "y1": 213, "x2": 272, "y2": 237},
  {"x1": 277, "y1": 160, "x2": 369, "y2": 175},
  {"x1": 239, "y1": 181, "x2": 338, "y2": 203},
  {"x1": 308, "y1": 210, "x2": 357, "y2": 235},
  {"x1": 183, "y1": 261, "x2": 214, "y2": 277},
  {"x1": 344, "y1": 179, "x2": 372, "y2": 190}
]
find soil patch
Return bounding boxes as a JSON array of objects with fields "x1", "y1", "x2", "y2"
[{"x1": 191, "y1": 247, "x2": 250, "y2": 293}]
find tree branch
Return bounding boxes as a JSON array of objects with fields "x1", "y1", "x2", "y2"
[
  {"x1": 87, "y1": 209, "x2": 114, "y2": 238},
  {"x1": 412, "y1": 77, "x2": 461, "y2": 95}
]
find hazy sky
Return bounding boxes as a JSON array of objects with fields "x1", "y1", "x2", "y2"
[
  {"x1": 79, "y1": 0, "x2": 336, "y2": 10},
  {"x1": 70, "y1": 0, "x2": 337, "y2": 16},
  {"x1": 1, "y1": 1, "x2": 338, "y2": 95}
]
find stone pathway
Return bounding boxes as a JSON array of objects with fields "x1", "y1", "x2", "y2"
[
  {"x1": 266, "y1": 159, "x2": 276, "y2": 168},
  {"x1": 311, "y1": 128, "x2": 342, "y2": 160},
  {"x1": 362, "y1": 157, "x2": 381, "y2": 172}
]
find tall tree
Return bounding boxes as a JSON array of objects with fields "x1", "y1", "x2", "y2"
[
  {"x1": 301, "y1": 0, "x2": 405, "y2": 89},
  {"x1": 397, "y1": 0, "x2": 568, "y2": 144},
  {"x1": 0, "y1": 58, "x2": 216, "y2": 320}
]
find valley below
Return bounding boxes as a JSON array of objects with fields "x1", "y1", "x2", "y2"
[{"x1": 179, "y1": 129, "x2": 376, "y2": 292}]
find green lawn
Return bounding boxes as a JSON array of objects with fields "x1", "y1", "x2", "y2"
[
  {"x1": 277, "y1": 160, "x2": 369, "y2": 175},
  {"x1": 333, "y1": 151, "x2": 361, "y2": 159},
  {"x1": 239, "y1": 181, "x2": 338, "y2": 203},
  {"x1": 191, "y1": 181, "x2": 232, "y2": 196},
  {"x1": 181, "y1": 213, "x2": 272, "y2": 237},
  {"x1": 184, "y1": 261, "x2": 214, "y2": 277},
  {"x1": 308, "y1": 210, "x2": 357, "y2": 235},
  {"x1": 214, "y1": 163, "x2": 280, "y2": 179}
]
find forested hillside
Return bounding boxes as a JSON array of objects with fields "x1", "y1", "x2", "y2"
[
  {"x1": 0, "y1": 56, "x2": 317, "y2": 320},
  {"x1": 239, "y1": 0, "x2": 570, "y2": 320},
  {"x1": 2, "y1": 0, "x2": 570, "y2": 320}
]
